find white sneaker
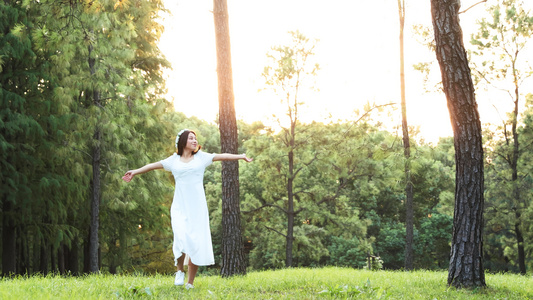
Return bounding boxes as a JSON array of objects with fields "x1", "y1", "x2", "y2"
[
  {"x1": 185, "y1": 283, "x2": 194, "y2": 290},
  {"x1": 174, "y1": 271, "x2": 185, "y2": 286}
]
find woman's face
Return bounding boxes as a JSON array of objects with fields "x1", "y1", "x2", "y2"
[{"x1": 185, "y1": 132, "x2": 198, "y2": 151}]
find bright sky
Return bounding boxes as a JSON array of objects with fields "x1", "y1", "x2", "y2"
[{"x1": 158, "y1": 0, "x2": 533, "y2": 144}]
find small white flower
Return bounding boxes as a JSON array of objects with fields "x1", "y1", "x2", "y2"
[{"x1": 175, "y1": 129, "x2": 189, "y2": 148}]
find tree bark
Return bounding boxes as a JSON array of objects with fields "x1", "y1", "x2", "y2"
[
  {"x1": 19, "y1": 228, "x2": 29, "y2": 274},
  {"x1": 213, "y1": 0, "x2": 246, "y2": 277},
  {"x1": 83, "y1": 233, "x2": 90, "y2": 273},
  {"x1": 430, "y1": 0, "x2": 486, "y2": 288},
  {"x1": 398, "y1": 0, "x2": 414, "y2": 271},
  {"x1": 286, "y1": 148, "x2": 295, "y2": 267},
  {"x1": 511, "y1": 119, "x2": 526, "y2": 275},
  {"x1": 515, "y1": 216, "x2": 526, "y2": 274},
  {"x1": 88, "y1": 42, "x2": 101, "y2": 274},
  {"x1": 50, "y1": 244, "x2": 56, "y2": 273},
  {"x1": 2, "y1": 200, "x2": 16, "y2": 275},
  {"x1": 510, "y1": 71, "x2": 526, "y2": 275},
  {"x1": 40, "y1": 239, "x2": 49, "y2": 275},
  {"x1": 58, "y1": 244, "x2": 66, "y2": 275},
  {"x1": 67, "y1": 237, "x2": 80, "y2": 276},
  {"x1": 33, "y1": 232, "x2": 40, "y2": 275}
]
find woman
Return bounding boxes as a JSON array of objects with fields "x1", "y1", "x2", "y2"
[{"x1": 122, "y1": 129, "x2": 252, "y2": 289}]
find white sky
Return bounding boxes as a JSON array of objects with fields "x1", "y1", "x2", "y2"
[{"x1": 158, "y1": 0, "x2": 533, "y2": 144}]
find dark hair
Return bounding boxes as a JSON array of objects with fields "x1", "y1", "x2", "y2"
[{"x1": 176, "y1": 130, "x2": 201, "y2": 155}]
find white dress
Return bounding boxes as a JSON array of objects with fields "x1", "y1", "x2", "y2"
[{"x1": 160, "y1": 150, "x2": 216, "y2": 266}]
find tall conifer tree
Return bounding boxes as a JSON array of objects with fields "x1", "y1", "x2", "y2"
[
  {"x1": 397, "y1": 0, "x2": 414, "y2": 271},
  {"x1": 430, "y1": 0, "x2": 486, "y2": 287},
  {"x1": 213, "y1": 0, "x2": 247, "y2": 277}
]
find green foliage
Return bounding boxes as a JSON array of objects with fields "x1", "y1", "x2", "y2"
[
  {"x1": 417, "y1": 212, "x2": 453, "y2": 269},
  {"x1": 9, "y1": 0, "x2": 532, "y2": 276},
  {"x1": 233, "y1": 110, "x2": 459, "y2": 271},
  {"x1": 375, "y1": 222, "x2": 408, "y2": 269},
  {"x1": 0, "y1": 1, "x2": 89, "y2": 275},
  {"x1": 325, "y1": 235, "x2": 370, "y2": 268},
  {"x1": 471, "y1": 0, "x2": 533, "y2": 274},
  {"x1": 318, "y1": 280, "x2": 391, "y2": 299},
  {"x1": 0, "y1": 0, "x2": 177, "y2": 275},
  {"x1": 469, "y1": 0, "x2": 533, "y2": 90},
  {"x1": 114, "y1": 285, "x2": 155, "y2": 298},
  {"x1": 0, "y1": 5, "x2": 462, "y2": 272},
  {"x1": 483, "y1": 93, "x2": 533, "y2": 273}
]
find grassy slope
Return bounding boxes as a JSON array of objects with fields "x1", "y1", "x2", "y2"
[{"x1": 1, "y1": 267, "x2": 532, "y2": 299}]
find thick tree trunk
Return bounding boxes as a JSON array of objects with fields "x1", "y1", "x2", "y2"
[
  {"x1": 2, "y1": 200, "x2": 16, "y2": 276},
  {"x1": 430, "y1": 0, "x2": 486, "y2": 288},
  {"x1": 398, "y1": 0, "x2": 414, "y2": 271},
  {"x1": 213, "y1": 0, "x2": 246, "y2": 277}
]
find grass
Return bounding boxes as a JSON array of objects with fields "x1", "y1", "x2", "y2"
[{"x1": 1, "y1": 267, "x2": 532, "y2": 299}]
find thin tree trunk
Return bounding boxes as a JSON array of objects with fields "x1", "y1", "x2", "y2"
[
  {"x1": 88, "y1": 42, "x2": 101, "y2": 273},
  {"x1": 515, "y1": 216, "x2": 526, "y2": 274},
  {"x1": 510, "y1": 78, "x2": 526, "y2": 274},
  {"x1": 83, "y1": 233, "x2": 90, "y2": 273},
  {"x1": 58, "y1": 244, "x2": 66, "y2": 275},
  {"x1": 213, "y1": 0, "x2": 246, "y2": 277},
  {"x1": 430, "y1": 0, "x2": 486, "y2": 288},
  {"x1": 68, "y1": 237, "x2": 80, "y2": 276},
  {"x1": 50, "y1": 244, "x2": 56, "y2": 273},
  {"x1": 16, "y1": 227, "x2": 22, "y2": 274},
  {"x1": 89, "y1": 127, "x2": 101, "y2": 273},
  {"x1": 511, "y1": 131, "x2": 526, "y2": 275},
  {"x1": 20, "y1": 228, "x2": 30, "y2": 274},
  {"x1": 40, "y1": 239, "x2": 49, "y2": 275},
  {"x1": 286, "y1": 149, "x2": 295, "y2": 267},
  {"x1": 2, "y1": 200, "x2": 16, "y2": 276},
  {"x1": 398, "y1": 0, "x2": 414, "y2": 271},
  {"x1": 33, "y1": 232, "x2": 40, "y2": 275}
]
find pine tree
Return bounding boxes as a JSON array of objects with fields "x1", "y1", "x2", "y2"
[
  {"x1": 470, "y1": 0, "x2": 533, "y2": 275},
  {"x1": 430, "y1": 0, "x2": 486, "y2": 288},
  {"x1": 213, "y1": 0, "x2": 247, "y2": 277},
  {"x1": 24, "y1": 0, "x2": 170, "y2": 274},
  {"x1": 1, "y1": 2, "x2": 49, "y2": 275},
  {"x1": 397, "y1": 0, "x2": 415, "y2": 271}
]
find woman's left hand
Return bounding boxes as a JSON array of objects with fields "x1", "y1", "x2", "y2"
[{"x1": 242, "y1": 154, "x2": 253, "y2": 163}]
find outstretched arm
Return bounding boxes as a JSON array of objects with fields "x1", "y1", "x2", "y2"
[
  {"x1": 122, "y1": 162, "x2": 163, "y2": 182},
  {"x1": 213, "y1": 153, "x2": 253, "y2": 163}
]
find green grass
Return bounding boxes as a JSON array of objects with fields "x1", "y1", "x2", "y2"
[{"x1": 1, "y1": 267, "x2": 532, "y2": 299}]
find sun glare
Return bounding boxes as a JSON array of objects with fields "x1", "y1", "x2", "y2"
[{"x1": 158, "y1": 0, "x2": 531, "y2": 144}]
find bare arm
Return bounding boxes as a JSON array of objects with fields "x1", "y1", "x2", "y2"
[
  {"x1": 122, "y1": 162, "x2": 163, "y2": 182},
  {"x1": 213, "y1": 153, "x2": 253, "y2": 162}
]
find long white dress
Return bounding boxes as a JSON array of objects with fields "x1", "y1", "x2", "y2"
[{"x1": 160, "y1": 150, "x2": 216, "y2": 266}]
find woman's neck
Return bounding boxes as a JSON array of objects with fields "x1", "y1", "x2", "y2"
[{"x1": 182, "y1": 149, "x2": 193, "y2": 158}]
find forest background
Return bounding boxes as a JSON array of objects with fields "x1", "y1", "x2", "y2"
[{"x1": 1, "y1": 0, "x2": 533, "y2": 277}]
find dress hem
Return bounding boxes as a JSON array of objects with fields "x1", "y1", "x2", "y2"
[{"x1": 174, "y1": 252, "x2": 215, "y2": 267}]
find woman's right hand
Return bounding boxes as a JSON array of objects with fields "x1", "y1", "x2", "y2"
[
  {"x1": 122, "y1": 162, "x2": 162, "y2": 182},
  {"x1": 122, "y1": 171, "x2": 134, "y2": 182}
]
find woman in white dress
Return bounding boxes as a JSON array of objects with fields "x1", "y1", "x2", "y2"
[{"x1": 122, "y1": 129, "x2": 252, "y2": 289}]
